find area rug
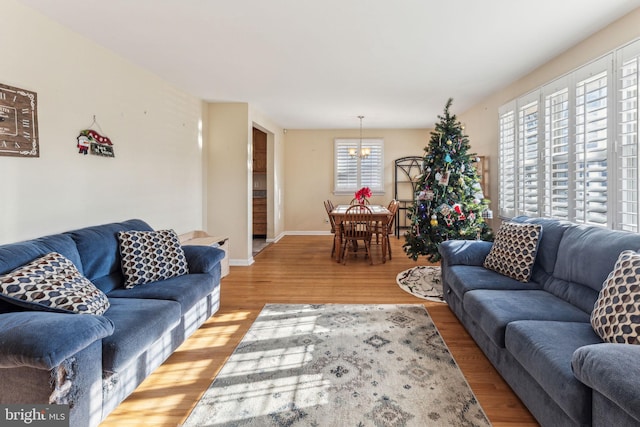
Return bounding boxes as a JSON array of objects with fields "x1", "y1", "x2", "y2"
[
  {"x1": 183, "y1": 304, "x2": 490, "y2": 427},
  {"x1": 396, "y1": 266, "x2": 444, "y2": 303}
]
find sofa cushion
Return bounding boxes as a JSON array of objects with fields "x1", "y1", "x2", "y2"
[
  {"x1": 101, "y1": 297, "x2": 181, "y2": 373},
  {"x1": 65, "y1": 219, "x2": 153, "y2": 290},
  {"x1": 106, "y1": 272, "x2": 216, "y2": 314},
  {"x1": 464, "y1": 289, "x2": 591, "y2": 347},
  {"x1": 553, "y1": 225, "x2": 640, "y2": 293},
  {"x1": 0, "y1": 234, "x2": 84, "y2": 276},
  {"x1": 445, "y1": 265, "x2": 539, "y2": 303},
  {"x1": 484, "y1": 222, "x2": 542, "y2": 282},
  {"x1": 118, "y1": 229, "x2": 189, "y2": 288},
  {"x1": 572, "y1": 343, "x2": 640, "y2": 423},
  {"x1": 0, "y1": 311, "x2": 114, "y2": 370},
  {"x1": 511, "y1": 216, "x2": 572, "y2": 276},
  {"x1": 591, "y1": 250, "x2": 640, "y2": 344},
  {"x1": 0, "y1": 252, "x2": 110, "y2": 315},
  {"x1": 182, "y1": 245, "x2": 226, "y2": 274},
  {"x1": 505, "y1": 321, "x2": 601, "y2": 425}
]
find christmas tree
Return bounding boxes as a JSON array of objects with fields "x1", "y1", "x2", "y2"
[{"x1": 403, "y1": 98, "x2": 493, "y2": 262}]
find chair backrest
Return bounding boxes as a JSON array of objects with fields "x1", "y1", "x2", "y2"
[
  {"x1": 324, "y1": 200, "x2": 336, "y2": 232},
  {"x1": 350, "y1": 197, "x2": 370, "y2": 205},
  {"x1": 386, "y1": 199, "x2": 400, "y2": 230},
  {"x1": 343, "y1": 205, "x2": 373, "y2": 236}
]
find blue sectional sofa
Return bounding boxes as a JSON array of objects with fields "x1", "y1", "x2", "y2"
[
  {"x1": 0, "y1": 219, "x2": 225, "y2": 427},
  {"x1": 439, "y1": 216, "x2": 640, "y2": 427}
]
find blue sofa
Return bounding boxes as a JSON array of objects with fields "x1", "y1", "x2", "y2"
[
  {"x1": 439, "y1": 216, "x2": 640, "y2": 426},
  {"x1": 0, "y1": 219, "x2": 224, "y2": 427}
]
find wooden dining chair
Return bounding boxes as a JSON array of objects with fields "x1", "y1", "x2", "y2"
[
  {"x1": 382, "y1": 200, "x2": 399, "y2": 260},
  {"x1": 324, "y1": 200, "x2": 338, "y2": 258},
  {"x1": 341, "y1": 204, "x2": 374, "y2": 265},
  {"x1": 373, "y1": 199, "x2": 399, "y2": 257},
  {"x1": 350, "y1": 197, "x2": 370, "y2": 205}
]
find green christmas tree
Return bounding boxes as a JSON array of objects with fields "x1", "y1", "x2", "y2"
[{"x1": 403, "y1": 98, "x2": 493, "y2": 262}]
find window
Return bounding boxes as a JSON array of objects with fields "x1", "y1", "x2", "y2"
[
  {"x1": 497, "y1": 41, "x2": 640, "y2": 230},
  {"x1": 518, "y1": 96, "x2": 540, "y2": 217},
  {"x1": 334, "y1": 138, "x2": 384, "y2": 194},
  {"x1": 498, "y1": 104, "x2": 516, "y2": 218},
  {"x1": 617, "y1": 41, "x2": 640, "y2": 232}
]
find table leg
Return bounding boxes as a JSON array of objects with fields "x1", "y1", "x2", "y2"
[
  {"x1": 334, "y1": 225, "x2": 342, "y2": 263},
  {"x1": 382, "y1": 232, "x2": 387, "y2": 263}
]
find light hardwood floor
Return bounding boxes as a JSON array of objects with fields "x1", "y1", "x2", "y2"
[{"x1": 100, "y1": 235, "x2": 538, "y2": 426}]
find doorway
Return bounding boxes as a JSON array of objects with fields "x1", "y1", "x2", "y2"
[{"x1": 252, "y1": 127, "x2": 269, "y2": 255}]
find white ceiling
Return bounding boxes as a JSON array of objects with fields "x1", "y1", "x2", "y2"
[{"x1": 16, "y1": 0, "x2": 640, "y2": 129}]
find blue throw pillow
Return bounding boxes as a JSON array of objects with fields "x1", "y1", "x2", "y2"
[
  {"x1": 591, "y1": 250, "x2": 640, "y2": 344},
  {"x1": 0, "y1": 252, "x2": 110, "y2": 315},
  {"x1": 118, "y1": 229, "x2": 189, "y2": 288},
  {"x1": 483, "y1": 222, "x2": 542, "y2": 283}
]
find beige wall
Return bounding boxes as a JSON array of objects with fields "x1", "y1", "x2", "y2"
[
  {"x1": 0, "y1": 0, "x2": 205, "y2": 244},
  {"x1": 284, "y1": 128, "x2": 430, "y2": 231},
  {"x1": 5, "y1": 0, "x2": 639, "y2": 262},
  {"x1": 205, "y1": 103, "x2": 285, "y2": 264},
  {"x1": 460, "y1": 7, "x2": 640, "y2": 217},
  {"x1": 206, "y1": 103, "x2": 250, "y2": 262}
]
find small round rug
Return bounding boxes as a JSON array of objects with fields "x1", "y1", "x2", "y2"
[{"x1": 396, "y1": 266, "x2": 445, "y2": 303}]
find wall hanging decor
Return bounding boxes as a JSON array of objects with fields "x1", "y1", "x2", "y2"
[
  {"x1": 76, "y1": 116, "x2": 114, "y2": 157},
  {"x1": 0, "y1": 82, "x2": 39, "y2": 157}
]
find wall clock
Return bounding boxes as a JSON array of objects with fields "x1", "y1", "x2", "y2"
[{"x1": 0, "y1": 83, "x2": 39, "y2": 158}]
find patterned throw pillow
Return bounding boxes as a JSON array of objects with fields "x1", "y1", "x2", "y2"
[
  {"x1": 591, "y1": 250, "x2": 640, "y2": 344},
  {"x1": 483, "y1": 222, "x2": 542, "y2": 282},
  {"x1": 0, "y1": 252, "x2": 110, "y2": 315},
  {"x1": 118, "y1": 229, "x2": 189, "y2": 288}
]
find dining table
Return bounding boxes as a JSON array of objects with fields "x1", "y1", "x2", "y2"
[{"x1": 329, "y1": 204, "x2": 393, "y2": 263}]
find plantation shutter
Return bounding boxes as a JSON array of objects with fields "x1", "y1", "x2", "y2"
[
  {"x1": 360, "y1": 141, "x2": 384, "y2": 191},
  {"x1": 617, "y1": 40, "x2": 640, "y2": 232},
  {"x1": 543, "y1": 80, "x2": 571, "y2": 219},
  {"x1": 334, "y1": 138, "x2": 384, "y2": 194},
  {"x1": 499, "y1": 103, "x2": 516, "y2": 218},
  {"x1": 518, "y1": 96, "x2": 540, "y2": 216},
  {"x1": 335, "y1": 140, "x2": 359, "y2": 192},
  {"x1": 574, "y1": 58, "x2": 611, "y2": 226}
]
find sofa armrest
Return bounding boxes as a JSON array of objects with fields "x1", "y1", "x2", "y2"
[
  {"x1": 182, "y1": 245, "x2": 225, "y2": 274},
  {"x1": 0, "y1": 311, "x2": 114, "y2": 370},
  {"x1": 572, "y1": 343, "x2": 640, "y2": 421},
  {"x1": 438, "y1": 240, "x2": 493, "y2": 266}
]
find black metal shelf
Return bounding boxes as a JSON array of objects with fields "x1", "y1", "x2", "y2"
[{"x1": 394, "y1": 156, "x2": 423, "y2": 238}]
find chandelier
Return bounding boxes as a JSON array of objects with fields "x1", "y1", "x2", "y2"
[{"x1": 349, "y1": 115, "x2": 370, "y2": 159}]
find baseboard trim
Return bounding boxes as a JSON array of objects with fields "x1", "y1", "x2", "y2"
[
  {"x1": 285, "y1": 231, "x2": 333, "y2": 236},
  {"x1": 229, "y1": 258, "x2": 254, "y2": 267}
]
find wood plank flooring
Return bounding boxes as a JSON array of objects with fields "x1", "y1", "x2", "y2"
[{"x1": 100, "y1": 235, "x2": 538, "y2": 426}]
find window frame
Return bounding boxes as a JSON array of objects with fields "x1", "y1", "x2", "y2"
[
  {"x1": 334, "y1": 138, "x2": 384, "y2": 195},
  {"x1": 498, "y1": 45, "x2": 639, "y2": 230}
]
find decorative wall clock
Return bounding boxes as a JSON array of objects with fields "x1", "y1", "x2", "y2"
[{"x1": 0, "y1": 83, "x2": 39, "y2": 158}]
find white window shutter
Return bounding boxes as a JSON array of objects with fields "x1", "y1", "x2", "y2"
[
  {"x1": 499, "y1": 103, "x2": 516, "y2": 218},
  {"x1": 543, "y1": 80, "x2": 571, "y2": 220},
  {"x1": 335, "y1": 140, "x2": 359, "y2": 192},
  {"x1": 518, "y1": 96, "x2": 540, "y2": 217},
  {"x1": 334, "y1": 138, "x2": 384, "y2": 194},
  {"x1": 574, "y1": 58, "x2": 610, "y2": 226},
  {"x1": 617, "y1": 40, "x2": 640, "y2": 232}
]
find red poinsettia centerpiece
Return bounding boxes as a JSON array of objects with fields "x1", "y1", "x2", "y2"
[{"x1": 355, "y1": 186, "x2": 372, "y2": 204}]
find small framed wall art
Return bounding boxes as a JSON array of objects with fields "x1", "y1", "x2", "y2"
[{"x1": 0, "y1": 82, "x2": 39, "y2": 158}]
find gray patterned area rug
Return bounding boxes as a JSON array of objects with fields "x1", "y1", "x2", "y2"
[
  {"x1": 396, "y1": 266, "x2": 445, "y2": 303},
  {"x1": 183, "y1": 304, "x2": 490, "y2": 427}
]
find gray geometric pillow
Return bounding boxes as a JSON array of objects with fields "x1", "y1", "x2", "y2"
[
  {"x1": 0, "y1": 252, "x2": 110, "y2": 315},
  {"x1": 483, "y1": 222, "x2": 542, "y2": 283},
  {"x1": 591, "y1": 250, "x2": 640, "y2": 345},
  {"x1": 118, "y1": 229, "x2": 189, "y2": 288}
]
